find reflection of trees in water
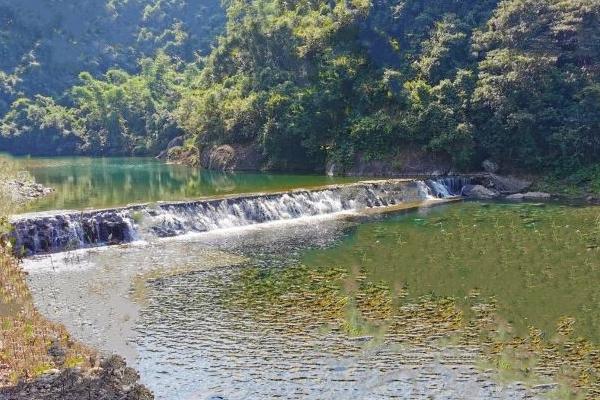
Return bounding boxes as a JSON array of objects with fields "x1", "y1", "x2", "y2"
[
  {"x1": 20, "y1": 157, "x2": 357, "y2": 211},
  {"x1": 200, "y1": 170, "x2": 237, "y2": 193}
]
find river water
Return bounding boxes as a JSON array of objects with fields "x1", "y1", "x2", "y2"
[
  {"x1": 23, "y1": 202, "x2": 600, "y2": 399},
  {"x1": 12, "y1": 157, "x2": 600, "y2": 399},
  {"x1": 8, "y1": 156, "x2": 360, "y2": 212}
]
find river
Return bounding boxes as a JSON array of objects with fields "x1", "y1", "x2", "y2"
[{"x1": 12, "y1": 157, "x2": 600, "y2": 399}]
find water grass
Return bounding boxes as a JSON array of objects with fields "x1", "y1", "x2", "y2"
[{"x1": 221, "y1": 202, "x2": 600, "y2": 398}]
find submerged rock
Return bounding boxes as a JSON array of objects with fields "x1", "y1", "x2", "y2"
[{"x1": 461, "y1": 185, "x2": 500, "y2": 199}]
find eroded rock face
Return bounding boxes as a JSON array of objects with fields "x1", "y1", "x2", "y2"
[
  {"x1": 461, "y1": 184, "x2": 500, "y2": 199},
  {"x1": 200, "y1": 144, "x2": 263, "y2": 171}
]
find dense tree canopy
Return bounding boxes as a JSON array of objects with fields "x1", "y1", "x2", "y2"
[
  {"x1": 1, "y1": 0, "x2": 599, "y2": 174},
  {"x1": 0, "y1": 0, "x2": 223, "y2": 117}
]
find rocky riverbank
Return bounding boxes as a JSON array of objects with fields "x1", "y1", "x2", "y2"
[
  {"x1": 0, "y1": 161, "x2": 154, "y2": 400},
  {"x1": 0, "y1": 356, "x2": 152, "y2": 400},
  {"x1": 2, "y1": 180, "x2": 54, "y2": 205},
  {"x1": 0, "y1": 161, "x2": 54, "y2": 208}
]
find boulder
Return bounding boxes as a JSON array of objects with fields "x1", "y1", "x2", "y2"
[
  {"x1": 522, "y1": 192, "x2": 551, "y2": 200},
  {"x1": 505, "y1": 193, "x2": 525, "y2": 201},
  {"x1": 461, "y1": 184, "x2": 500, "y2": 199},
  {"x1": 201, "y1": 144, "x2": 263, "y2": 171},
  {"x1": 156, "y1": 136, "x2": 185, "y2": 160},
  {"x1": 482, "y1": 159, "x2": 499, "y2": 174},
  {"x1": 486, "y1": 174, "x2": 531, "y2": 194}
]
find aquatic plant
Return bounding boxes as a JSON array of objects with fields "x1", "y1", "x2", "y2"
[{"x1": 222, "y1": 202, "x2": 600, "y2": 398}]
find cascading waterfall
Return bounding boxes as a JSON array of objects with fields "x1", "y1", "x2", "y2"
[
  {"x1": 10, "y1": 178, "x2": 466, "y2": 256},
  {"x1": 426, "y1": 176, "x2": 471, "y2": 198}
]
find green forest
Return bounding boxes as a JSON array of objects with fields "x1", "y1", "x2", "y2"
[{"x1": 1, "y1": 0, "x2": 599, "y2": 175}]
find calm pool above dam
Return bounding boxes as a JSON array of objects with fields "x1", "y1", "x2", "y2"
[
  {"x1": 10, "y1": 156, "x2": 361, "y2": 212},
  {"x1": 24, "y1": 201, "x2": 600, "y2": 399}
]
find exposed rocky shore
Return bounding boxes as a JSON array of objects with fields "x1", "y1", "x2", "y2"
[
  {"x1": 0, "y1": 170, "x2": 154, "y2": 399},
  {"x1": 1, "y1": 179, "x2": 54, "y2": 205},
  {"x1": 0, "y1": 356, "x2": 152, "y2": 400}
]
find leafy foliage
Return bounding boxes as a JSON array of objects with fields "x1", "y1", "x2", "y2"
[{"x1": 1, "y1": 0, "x2": 600, "y2": 174}]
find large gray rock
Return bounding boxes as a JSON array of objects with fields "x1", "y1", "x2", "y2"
[
  {"x1": 201, "y1": 144, "x2": 264, "y2": 171},
  {"x1": 486, "y1": 174, "x2": 531, "y2": 194},
  {"x1": 461, "y1": 184, "x2": 500, "y2": 199},
  {"x1": 522, "y1": 192, "x2": 552, "y2": 200},
  {"x1": 482, "y1": 159, "x2": 499, "y2": 174}
]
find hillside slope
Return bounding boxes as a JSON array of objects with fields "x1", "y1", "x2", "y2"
[{"x1": 1, "y1": 0, "x2": 599, "y2": 176}]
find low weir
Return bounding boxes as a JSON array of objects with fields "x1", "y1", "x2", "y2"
[{"x1": 10, "y1": 178, "x2": 468, "y2": 255}]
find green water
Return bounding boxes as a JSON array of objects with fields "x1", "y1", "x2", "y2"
[
  {"x1": 11, "y1": 156, "x2": 361, "y2": 212},
  {"x1": 298, "y1": 202, "x2": 600, "y2": 342},
  {"x1": 226, "y1": 202, "x2": 600, "y2": 395}
]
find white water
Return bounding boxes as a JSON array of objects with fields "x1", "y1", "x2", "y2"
[{"x1": 12, "y1": 179, "x2": 465, "y2": 255}]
